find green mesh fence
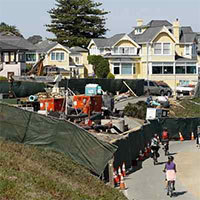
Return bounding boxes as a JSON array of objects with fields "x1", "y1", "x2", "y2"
[{"x1": 0, "y1": 103, "x2": 117, "y2": 175}]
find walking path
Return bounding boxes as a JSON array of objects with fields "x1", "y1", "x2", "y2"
[{"x1": 123, "y1": 140, "x2": 200, "y2": 200}]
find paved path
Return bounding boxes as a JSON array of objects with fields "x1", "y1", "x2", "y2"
[{"x1": 124, "y1": 140, "x2": 200, "y2": 200}]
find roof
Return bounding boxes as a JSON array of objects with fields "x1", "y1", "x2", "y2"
[
  {"x1": 146, "y1": 20, "x2": 172, "y2": 27},
  {"x1": 129, "y1": 26, "x2": 163, "y2": 43},
  {"x1": 179, "y1": 27, "x2": 196, "y2": 43},
  {"x1": 35, "y1": 40, "x2": 58, "y2": 52},
  {"x1": 70, "y1": 46, "x2": 88, "y2": 53},
  {"x1": 0, "y1": 34, "x2": 37, "y2": 51},
  {"x1": 175, "y1": 55, "x2": 197, "y2": 62},
  {"x1": 92, "y1": 33, "x2": 126, "y2": 48},
  {"x1": 0, "y1": 41, "x2": 26, "y2": 51}
]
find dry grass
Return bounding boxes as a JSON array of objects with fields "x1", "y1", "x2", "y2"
[{"x1": 0, "y1": 139, "x2": 127, "y2": 200}]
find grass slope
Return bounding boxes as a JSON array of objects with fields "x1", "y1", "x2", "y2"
[{"x1": 0, "y1": 139, "x2": 127, "y2": 200}]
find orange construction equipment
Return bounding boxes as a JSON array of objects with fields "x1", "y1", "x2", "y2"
[
  {"x1": 118, "y1": 166, "x2": 122, "y2": 181},
  {"x1": 113, "y1": 170, "x2": 119, "y2": 186},
  {"x1": 191, "y1": 132, "x2": 195, "y2": 140},
  {"x1": 179, "y1": 132, "x2": 184, "y2": 141},
  {"x1": 119, "y1": 174, "x2": 126, "y2": 190},
  {"x1": 122, "y1": 162, "x2": 126, "y2": 177}
]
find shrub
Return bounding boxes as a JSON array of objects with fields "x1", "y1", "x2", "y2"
[
  {"x1": 107, "y1": 72, "x2": 115, "y2": 79},
  {"x1": 0, "y1": 76, "x2": 7, "y2": 80},
  {"x1": 124, "y1": 101, "x2": 147, "y2": 120}
]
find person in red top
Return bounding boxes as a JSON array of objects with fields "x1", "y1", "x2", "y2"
[{"x1": 162, "y1": 128, "x2": 169, "y2": 155}]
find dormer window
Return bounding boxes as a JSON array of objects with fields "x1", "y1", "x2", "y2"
[{"x1": 135, "y1": 28, "x2": 142, "y2": 35}]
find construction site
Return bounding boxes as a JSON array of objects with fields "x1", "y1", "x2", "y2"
[{"x1": 0, "y1": 58, "x2": 200, "y2": 199}]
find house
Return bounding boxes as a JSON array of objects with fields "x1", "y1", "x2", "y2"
[
  {"x1": 32, "y1": 40, "x2": 89, "y2": 78},
  {"x1": 0, "y1": 32, "x2": 36, "y2": 77},
  {"x1": 88, "y1": 19, "x2": 199, "y2": 91}
]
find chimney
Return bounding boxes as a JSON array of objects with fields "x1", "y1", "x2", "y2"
[
  {"x1": 173, "y1": 18, "x2": 180, "y2": 43},
  {"x1": 137, "y1": 19, "x2": 143, "y2": 27}
]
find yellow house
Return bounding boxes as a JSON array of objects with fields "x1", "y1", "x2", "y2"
[
  {"x1": 34, "y1": 41, "x2": 89, "y2": 78},
  {"x1": 88, "y1": 19, "x2": 199, "y2": 92}
]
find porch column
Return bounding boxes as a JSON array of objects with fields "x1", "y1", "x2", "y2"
[{"x1": 8, "y1": 52, "x2": 11, "y2": 62}]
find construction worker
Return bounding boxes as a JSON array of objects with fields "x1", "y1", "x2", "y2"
[
  {"x1": 151, "y1": 134, "x2": 160, "y2": 164},
  {"x1": 196, "y1": 130, "x2": 200, "y2": 149},
  {"x1": 161, "y1": 128, "x2": 169, "y2": 155}
]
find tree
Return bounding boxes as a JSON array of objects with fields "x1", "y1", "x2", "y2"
[
  {"x1": 88, "y1": 55, "x2": 109, "y2": 78},
  {"x1": 27, "y1": 35, "x2": 42, "y2": 44},
  {"x1": 46, "y1": 0, "x2": 108, "y2": 47},
  {"x1": 0, "y1": 22, "x2": 23, "y2": 37}
]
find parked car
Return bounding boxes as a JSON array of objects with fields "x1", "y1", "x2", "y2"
[{"x1": 144, "y1": 80, "x2": 172, "y2": 96}]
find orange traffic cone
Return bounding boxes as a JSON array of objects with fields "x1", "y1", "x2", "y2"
[
  {"x1": 179, "y1": 132, "x2": 184, "y2": 141},
  {"x1": 191, "y1": 132, "x2": 195, "y2": 140},
  {"x1": 122, "y1": 162, "x2": 126, "y2": 177},
  {"x1": 119, "y1": 174, "x2": 126, "y2": 190},
  {"x1": 118, "y1": 166, "x2": 122, "y2": 181},
  {"x1": 113, "y1": 170, "x2": 119, "y2": 186}
]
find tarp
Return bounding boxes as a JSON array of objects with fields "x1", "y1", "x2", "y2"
[
  {"x1": 0, "y1": 78, "x2": 144, "y2": 97},
  {"x1": 60, "y1": 78, "x2": 144, "y2": 96},
  {"x1": 0, "y1": 103, "x2": 117, "y2": 175}
]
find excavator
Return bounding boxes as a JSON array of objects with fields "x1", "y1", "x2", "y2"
[
  {"x1": 27, "y1": 57, "x2": 45, "y2": 76},
  {"x1": 8, "y1": 57, "x2": 62, "y2": 98}
]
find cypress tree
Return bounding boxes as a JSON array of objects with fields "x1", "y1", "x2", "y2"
[{"x1": 46, "y1": 0, "x2": 108, "y2": 47}]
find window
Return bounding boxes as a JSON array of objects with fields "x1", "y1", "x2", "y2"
[
  {"x1": 112, "y1": 63, "x2": 135, "y2": 75},
  {"x1": 99, "y1": 48, "x2": 104, "y2": 54},
  {"x1": 112, "y1": 47, "x2": 136, "y2": 55},
  {"x1": 75, "y1": 56, "x2": 80, "y2": 64},
  {"x1": 113, "y1": 63, "x2": 120, "y2": 75},
  {"x1": 121, "y1": 63, "x2": 132, "y2": 75},
  {"x1": 152, "y1": 62, "x2": 173, "y2": 74},
  {"x1": 164, "y1": 65, "x2": 173, "y2": 74},
  {"x1": 176, "y1": 63, "x2": 196, "y2": 74},
  {"x1": 185, "y1": 45, "x2": 190, "y2": 55},
  {"x1": 51, "y1": 52, "x2": 64, "y2": 61},
  {"x1": 176, "y1": 66, "x2": 185, "y2": 74},
  {"x1": 51, "y1": 53, "x2": 55, "y2": 60},
  {"x1": 154, "y1": 43, "x2": 171, "y2": 55},
  {"x1": 186, "y1": 64, "x2": 196, "y2": 74},
  {"x1": 152, "y1": 66, "x2": 162, "y2": 74},
  {"x1": 154, "y1": 43, "x2": 162, "y2": 54},
  {"x1": 163, "y1": 43, "x2": 170, "y2": 55},
  {"x1": 26, "y1": 53, "x2": 36, "y2": 62}
]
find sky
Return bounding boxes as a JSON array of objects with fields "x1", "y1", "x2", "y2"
[{"x1": 0, "y1": 0, "x2": 199, "y2": 39}]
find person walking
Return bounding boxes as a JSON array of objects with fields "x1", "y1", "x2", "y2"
[{"x1": 196, "y1": 131, "x2": 200, "y2": 149}]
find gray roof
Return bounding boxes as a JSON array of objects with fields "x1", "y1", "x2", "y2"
[
  {"x1": 0, "y1": 41, "x2": 27, "y2": 51},
  {"x1": 0, "y1": 34, "x2": 37, "y2": 51},
  {"x1": 179, "y1": 27, "x2": 196, "y2": 43},
  {"x1": 70, "y1": 46, "x2": 88, "y2": 52},
  {"x1": 146, "y1": 20, "x2": 172, "y2": 27},
  {"x1": 92, "y1": 33, "x2": 126, "y2": 48},
  {"x1": 91, "y1": 20, "x2": 198, "y2": 48},
  {"x1": 175, "y1": 55, "x2": 197, "y2": 62},
  {"x1": 35, "y1": 40, "x2": 58, "y2": 52},
  {"x1": 129, "y1": 26, "x2": 163, "y2": 43}
]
